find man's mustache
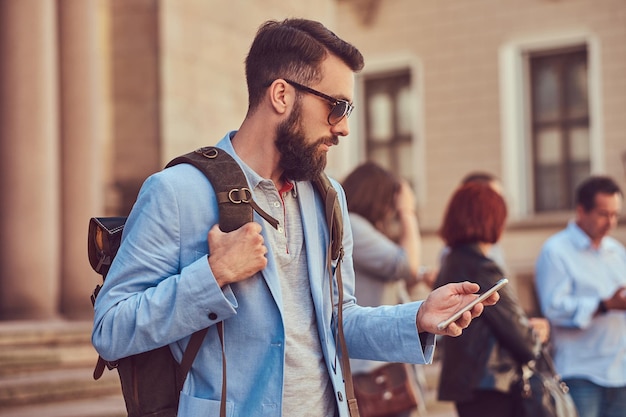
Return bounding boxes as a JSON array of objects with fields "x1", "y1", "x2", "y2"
[{"x1": 320, "y1": 136, "x2": 339, "y2": 146}]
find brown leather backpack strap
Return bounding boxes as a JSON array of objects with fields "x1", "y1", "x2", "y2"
[
  {"x1": 176, "y1": 325, "x2": 226, "y2": 417},
  {"x1": 217, "y1": 322, "x2": 227, "y2": 417},
  {"x1": 321, "y1": 183, "x2": 359, "y2": 417},
  {"x1": 313, "y1": 172, "x2": 343, "y2": 261},
  {"x1": 93, "y1": 356, "x2": 107, "y2": 380},
  {"x1": 335, "y1": 252, "x2": 360, "y2": 417},
  {"x1": 178, "y1": 328, "x2": 208, "y2": 390},
  {"x1": 166, "y1": 147, "x2": 279, "y2": 231}
]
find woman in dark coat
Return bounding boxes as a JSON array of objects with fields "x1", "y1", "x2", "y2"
[{"x1": 434, "y1": 182, "x2": 549, "y2": 417}]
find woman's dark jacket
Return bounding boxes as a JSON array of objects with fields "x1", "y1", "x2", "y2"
[{"x1": 435, "y1": 244, "x2": 540, "y2": 403}]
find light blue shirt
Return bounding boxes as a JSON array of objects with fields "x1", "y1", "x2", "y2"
[
  {"x1": 92, "y1": 131, "x2": 435, "y2": 416},
  {"x1": 535, "y1": 220, "x2": 626, "y2": 387}
]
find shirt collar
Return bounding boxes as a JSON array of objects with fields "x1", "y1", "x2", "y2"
[
  {"x1": 223, "y1": 130, "x2": 294, "y2": 194},
  {"x1": 566, "y1": 219, "x2": 614, "y2": 252},
  {"x1": 218, "y1": 131, "x2": 263, "y2": 192},
  {"x1": 566, "y1": 220, "x2": 592, "y2": 250},
  {"x1": 278, "y1": 180, "x2": 294, "y2": 195}
]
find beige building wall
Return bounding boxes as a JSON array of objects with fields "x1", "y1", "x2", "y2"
[
  {"x1": 105, "y1": 0, "x2": 161, "y2": 216},
  {"x1": 0, "y1": 1, "x2": 61, "y2": 319},
  {"x1": 0, "y1": 0, "x2": 341, "y2": 321},
  {"x1": 0, "y1": 0, "x2": 110, "y2": 320},
  {"x1": 0, "y1": 0, "x2": 623, "y2": 320},
  {"x1": 336, "y1": 0, "x2": 626, "y2": 313}
]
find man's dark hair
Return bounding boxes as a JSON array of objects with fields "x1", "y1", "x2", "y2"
[
  {"x1": 576, "y1": 175, "x2": 623, "y2": 212},
  {"x1": 245, "y1": 18, "x2": 364, "y2": 111}
]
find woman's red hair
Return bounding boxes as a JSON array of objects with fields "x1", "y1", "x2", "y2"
[{"x1": 439, "y1": 182, "x2": 507, "y2": 247}]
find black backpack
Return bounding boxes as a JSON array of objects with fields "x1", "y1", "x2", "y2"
[{"x1": 88, "y1": 146, "x2": 356, "y2": 417}]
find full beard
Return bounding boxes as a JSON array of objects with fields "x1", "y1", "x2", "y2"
[{"x1": 275, "y1": 104, "x2": 337, "y2": 181}]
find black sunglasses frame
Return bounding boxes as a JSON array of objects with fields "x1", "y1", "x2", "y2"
[{"x1": 283, "y1": 79, "x2": 354, "y2": 126}]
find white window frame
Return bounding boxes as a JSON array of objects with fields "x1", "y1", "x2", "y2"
[
  {"x1": 328, "y1": 54, "x2": 426, "y2": 204},
  {"x1": 498, "y1": 31, "x2": 603, "y2": 220}
]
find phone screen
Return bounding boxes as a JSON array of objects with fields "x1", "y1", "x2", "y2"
[{"x1": 436, "y1": 278, "x2": 508, "y2": 331}]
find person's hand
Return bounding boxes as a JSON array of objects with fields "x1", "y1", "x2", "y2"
[
  {"x1": 406, "y1": 267, "x2": 438, "y2": 291},
  {"x1": 529, "y1": 317, "x2": 550, "y2": 344},
  {"x1": 395, "y1": 180, "x2": 416, "y2": 215},
  {"x1": 419, "y1": 267, "x2": 438, "y2": 288},
  {"x1": 602, "y1": 287, "x2": 626, "y2": 311},
  {"x1": 207, "y1": 222, "x2": 267, "y2": 287},
  {"x1": 416, "y1": 282, "x2": 500, "y2": 337}
]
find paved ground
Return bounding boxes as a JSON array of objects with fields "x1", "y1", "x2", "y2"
[
  {"x1": 423, "y1": 402, "x2": 457, "y2": 417},
  {"x1": 0, "y1": 399, "x2": 455, "y2": 417},
  {"x1": 0, "y1": 393, "x2": 457, "y2": 417},
  {"x1": 420, "y1": 391, "x2": 457, "y2": 417}
]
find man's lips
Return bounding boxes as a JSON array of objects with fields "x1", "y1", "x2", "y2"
[{"x1": 321, "y1": 137, "x2": 338, "y2": 150}]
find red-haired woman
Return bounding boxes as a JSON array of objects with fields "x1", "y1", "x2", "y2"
[{"x1": 434, "y1": 182, "x2": 549, "y2": 417}]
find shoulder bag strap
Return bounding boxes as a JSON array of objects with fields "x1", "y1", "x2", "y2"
[
  {"x1": 320, "y1": 183, "x2": 360, "y2": 417},
  {"x1": 166, "y1": 146, "x2": 279, "y2": 231},
  {"x1": 176, "y1": 324, "x2": 226, "y2": 417},
  {"x1": 312, "y1": 172, "x2": 343, "y2": 261}
]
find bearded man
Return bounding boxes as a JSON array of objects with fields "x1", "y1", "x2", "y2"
[{"x1": 92, "y1": 18, "x2": 498, "y2": 417}]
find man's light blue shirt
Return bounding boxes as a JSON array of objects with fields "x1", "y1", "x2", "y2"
[{"x1": 535, "y1": 220, "x2": 626, "y2": 387}]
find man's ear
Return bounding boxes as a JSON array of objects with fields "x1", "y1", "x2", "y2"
[{"x1": 267, "y1": 79, "x2": 290, "y2": 117}]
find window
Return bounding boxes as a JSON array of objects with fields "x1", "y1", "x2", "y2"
[
  {"x1": 529, "y1": 46, "x2": 590, "y2": 212},
  {"x1": 363, "y1": 70, "x2": 413, "y2": 181}
]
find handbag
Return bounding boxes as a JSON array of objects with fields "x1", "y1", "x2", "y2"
[
  {"x1": 511, "y1": 347, "x2": 579, "y2": 417},
  {"x1": 353, "y1": 362, "x2": 419, "y2": 417}
]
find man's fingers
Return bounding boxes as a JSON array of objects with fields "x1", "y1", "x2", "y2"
[
  {"x1": 456, "y1": 310, "x2": 473, "y2": 329},
  {"x1": 481, "y1": 291, "x2": 500, "y2": 307},
  {"x1": 445, "y1": 324, "x2": 463, "y2": 337},
  {"x1": 445, "y1": 312, "x2": 473, "y2": 336},
  {"x1": 460, "y1": 281, "x2": 480, "y2": 295},
  {"x1": 208, "y1": 221, "x2": 267, "y2": 287},
  {"x1": 469, "y1": 302, "x2": 485, "y2": 319}
]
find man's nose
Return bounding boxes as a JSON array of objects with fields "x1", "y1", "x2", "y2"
[{"x1": 331, "y1": 116, "x2": 350, "y2": 137}]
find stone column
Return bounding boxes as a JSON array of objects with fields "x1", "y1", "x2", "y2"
[
  {"x1": 0, "y1": 1, "x2": 61, "y2": 319},
  {"x1": 57, "y1": 0, "x2": 108, "y2": 319}
]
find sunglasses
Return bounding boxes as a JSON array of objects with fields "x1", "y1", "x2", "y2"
[{"x1": 283, "y1": 79, "x2": 354, "y2": 126}]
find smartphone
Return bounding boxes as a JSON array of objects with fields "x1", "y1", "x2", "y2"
[{"x1": 436, "y1": 278, "x2": 508, "y2": 331}]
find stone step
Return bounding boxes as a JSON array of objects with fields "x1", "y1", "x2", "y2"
[
  {"x1": 0, "y1": 320, "x2": 125, "y2": 414},
  {"x1": 0, "y1": 395, "x2": 126, "y2": 417},
  {"x1": 0, "y1": 321, "x2": 93, "y2": 347},
  {"x1": 0, "y1": 321, "x2": 97, "y2": 376},
  {"x1": 0, "y1": 366, "x2": 122, "y2": 407},
  {"x1": 0, "y1": 342, "x2": 98, "y2": 377},
  {"x1": 0, "y1": 321, "x2": 456, "y2": 416}
]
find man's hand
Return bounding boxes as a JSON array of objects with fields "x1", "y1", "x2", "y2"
[
  {"x1": 207, "y1": 222, "x2": 267, "y2": 287},
  {"x1": 603, "y1": 286, "x2": 626, "y2": 311},
  {"x1": 416, "y1": 282, "x2": 500, "y2": 337}
]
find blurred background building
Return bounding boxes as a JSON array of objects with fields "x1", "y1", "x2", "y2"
[
  {"x1": 337, "y1": 0, "x2": 626, "y2": 315},
  {"x1": 2, "y1": 0, "x2": 624, "y2": 322},
  {"x1": 0, "y1": 0, "x2": 624, "y2": 413}
]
